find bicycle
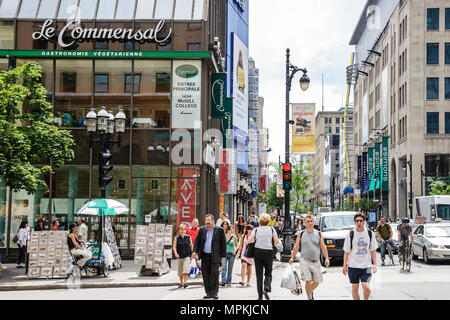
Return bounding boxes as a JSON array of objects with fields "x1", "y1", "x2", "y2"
[{"x1": 399, "y1": 240, "x2": 412, "y2": 272}]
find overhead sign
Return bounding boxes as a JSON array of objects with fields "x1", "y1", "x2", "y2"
[
  {"x1": 292, "y1": 103, "x2": 316, "y2": 153},
  {"x1": 171, "y1": 60, "x2": 202, "y2": 129},
  {"x1": 32, "y1": 19, "x2": 172, "y2": 48},
  {"x1": 218, "y1": 149, "x2": 238, "y2": 194},
  {"x1": 362, "y1": 94, "x2": 368, "y2": 144}
]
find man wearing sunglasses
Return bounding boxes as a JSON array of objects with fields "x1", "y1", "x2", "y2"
[{"x1": 342, "y1": 213, "x2": 378, "y2": 300}]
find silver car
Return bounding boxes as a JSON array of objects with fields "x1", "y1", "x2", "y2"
[{"x1": 412, "y1": 223, "x2": 450, "y2": 264}]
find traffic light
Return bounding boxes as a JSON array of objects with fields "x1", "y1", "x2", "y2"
[
  {"x1": 282, "y1": 163, "x2": 292, "y2": 191},
  {"x1": 99, "y1": 150, "x2": 113, "y2": 188}
]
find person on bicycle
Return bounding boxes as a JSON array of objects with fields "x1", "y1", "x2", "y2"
[
  {"x1": 67, "y1": 223, "x2": 92, "y2": 268},
  {"x1": 397, "y1": 218, "x2": 414, "y2": 261},
  {"x1": 376, "y1": 216, "x2": 399, "y2": 266}
]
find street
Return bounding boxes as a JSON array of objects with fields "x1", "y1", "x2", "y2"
[{"x1": 2, "y1": 253, "x2": 450, "y2": 300}]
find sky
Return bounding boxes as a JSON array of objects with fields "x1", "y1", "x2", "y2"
[{"x1": 249, "y1": 0, "x2": 366, "y2": 164}]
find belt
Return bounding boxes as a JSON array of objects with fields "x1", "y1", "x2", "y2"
[{"x1": 302, "y1": 258, "x2": 318, "y2": 263}]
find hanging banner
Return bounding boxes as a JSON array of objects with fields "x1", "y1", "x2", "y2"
[
  {"x1": 382, "y1": 136, "x2": 389, "y2": 191},
  {"x1": 211, "y1": 73, "x2": 227, "y2": 119},
  {"x1": 291, "y1": 103, "x2": 316, "y2": 153},
  {"x1": 374, "y1": 142, "x2": 381, "y2": 188},
  {"x1": 368, "y1": 148, "x2": 374, "y2": 192},
  {"x1": 171, "y1": 60, "x2": 202, "y2": 129},
  {"x1": 220, "y1": 98, "x2": 234, "y2": 149},
  {"x1": 176, "y1": 168, "x2": 197, "y2": 228},
  {"x1": 218, "y1": 149, "x2": 238, "y2": 194},
  {"x1": 357, "y1": 155, "x2": 362, "y2": 189},
  {"x1": 362, "y1": 94, "x2": 368, "y2": 144},
  {"x1": 362, "y1": 152, "x2": 368, "y2": 193}
]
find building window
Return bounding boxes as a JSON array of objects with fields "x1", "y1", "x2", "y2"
[
  {"x1": 427, "y1": 8, "x2": 440, "y2": 30},
  {"x1": 62, "y1": 72, "x2": 76, "y2": 92},
  {"x1": 124, "y1": 41, "x2": 139, "y2": 51},
  {"x1": 446, "y1": 113, "x2": 450, "y2": 134},
  {"x1": 336, "y1": 127, "x2": 340, "y2": 134},
  {"x1": 446, "y1": 8, "x2": 450, "y2": 29},
  {"x1": 336, "y1": 117, "x2": 340, "y2": 124},
  {"x1": 125, "y1": 74, "x2": 141, "y2": 93},
  {"x1": 427, "y1": 112, "x2": 439, "y2": 134},
  {"x1": 155, "y1": 73, "x2": 170, "y2": 93},
  {"x1": 187, "y1": 43, "x2": 201, "y2": 51},
  {"x1": 427, "y1": 77, "x2": 439, "y2": 100},
  {"x1": 446, "y1": 43, "x2": 450, "y2": 64},
  {"x1": 94, "y1": 74, "x2": 109, "y2": 93},
  {"x1": 446, "y1": 78, "x2": 450, "y2": 99},
  {"x1": 427, "y1": 43, "x2": 439, "y2": 64}
]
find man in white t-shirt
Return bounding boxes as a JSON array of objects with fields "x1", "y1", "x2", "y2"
[
  {"x1": 216, "y1": 212, "x2": 231, "y2": 228},
  {"x1": 342, "y1": 213, "x2": 378, "y2": 300}
]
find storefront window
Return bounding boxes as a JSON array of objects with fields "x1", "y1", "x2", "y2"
[
  {"x1": 115, "y1": 0, "x2": 136, "y2": 19},
  {"x1": 133, "y1": 60, "x2": 170, "y2": 129},
  {"x1": 37, "y1": 0, "x2": 58, "y2": 19},
  {"x1": 135, "y1": 0, "x2": 155, "y2": 19},
  {"x1": 132, "y1": 130, "x2": 170, "y2": 165},
  {"x1": 58, "y1": 0, "x2": 78, "y2": 19},
  {"x1": 51, "y1": 167, "x2": 90, "y2": 230},
  {"x1": 55, "y1": 59, "x2": 92, "y2": 128},
  {"x1": 0, "y1": 0, "x2": 19, "y2": 18},
  {"x1": 78, "y1": 0, "x2": 98, "y2": 19},
  {"x1": 0, "y1": 22, "x2": 14, "y2": 49},
  {"x1": 97, "y1": 0, "x2": 116, "y2": 20}
]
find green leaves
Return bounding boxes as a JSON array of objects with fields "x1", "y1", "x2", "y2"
[
  {"x1": 0, "y1": 62, "x2": 75, "y2": 194},
  {"x1": 428, "y1": 179, "x2": 450, "y2": 196}
]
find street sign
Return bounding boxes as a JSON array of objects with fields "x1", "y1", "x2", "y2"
[
  {"x1": 277, "y1": 173, "x2": 283, "y2": 185},
  {"x1": 277, "y1": 185, "x2": 285, "y2": 198}
]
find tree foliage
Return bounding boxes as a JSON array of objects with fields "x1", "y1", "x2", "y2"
[
  {"x1": 428, "y1": 178, "x2": 450, "y2": 196},
  {"x1": 258, "y1": 182, "x2": 284, "y2": 213},
  {"x1": 0, "y1": 62, "x2": 75, "y2": 194},
  {"x1": 290, "y1": 157, "x2": 316, "y2": 214}
]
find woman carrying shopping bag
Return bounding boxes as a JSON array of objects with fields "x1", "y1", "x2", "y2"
[
  {"x1": 173, "y1": 224, "x2": 193, "y2": 288},
  {"x1": 247, "y1": 214, "x2": 280, "y2": 300},
  {"x1": 236, "y1": 224, "x2": 254, "y2": 286},
  {"x1": 220, "y1": 225, "x2": 238, "y2": 286}
]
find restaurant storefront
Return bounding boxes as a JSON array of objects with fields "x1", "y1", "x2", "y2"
[{"x1": 0, "y1": 0, "x2": 226, "y2": 259}]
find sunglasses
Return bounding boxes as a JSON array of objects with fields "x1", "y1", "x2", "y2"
[{"x1": 355, "y1": 220, "x2": 365, "y2": 223}]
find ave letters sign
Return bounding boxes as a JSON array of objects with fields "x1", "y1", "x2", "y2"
[
  {"x1": 176, "y1": 168, "x2": 197, "y2": 229},
  {"x1": 32, "y1": 19, "x2": 172, "y2": 48}
]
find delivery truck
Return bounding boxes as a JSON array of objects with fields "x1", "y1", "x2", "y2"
[{"x1": 413, "y1": 195, "x2": 450, "y2": 224}]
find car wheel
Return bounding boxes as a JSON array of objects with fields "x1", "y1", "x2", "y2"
[{"x1": 423, "y1": 247, "x2": 431, "y2": 264}]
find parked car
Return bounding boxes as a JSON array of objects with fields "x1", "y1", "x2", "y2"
[
  {"x1": 315, "y1": 211, "x2": 366, "y2": 266},
  {"x1": 412, "y1": 222, "x2": 450, "y2": 264}
]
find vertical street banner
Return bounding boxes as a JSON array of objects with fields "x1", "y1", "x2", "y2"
[
  {"x1": 362, "y1": 151, "x2": 368, "y2": 193},
  {"x1": 374, "y1": 142, "x2": 381, "y2": 189},
  {"x1": 220, "y1": 98, "x2": 234, "y2": 149},
  {"x1": 171, "y1": 60, "x2": 202, "y2": 129},
  {"x1": 211, "y1": 73, "x2": 227, "y2": 119},
  {"x1": 381, "y1": 68, "x2": 390, "y2": 128},
  {"x1": 176, "y1": 168, "x2": 197, "y2": 229},
  {"x1": 358, "y1": 155, "x2": 362, "y2": 189},
  {"x1": 382, "y1": 136, "x2": 389, "y2": 191},
  {"x1": 218, "y1": 149, "x2": 238, "y2": 194},
  {"x1": 368, "y1": 147, "x2": 373, "y2": 191},
  {"x1": 291, "y1": 103, "x2": 316, "y2": 153}
]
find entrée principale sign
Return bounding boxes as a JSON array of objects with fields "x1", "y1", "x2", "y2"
[{"x1": 32, "y1": 19, "x2": 173, "y2": 48}]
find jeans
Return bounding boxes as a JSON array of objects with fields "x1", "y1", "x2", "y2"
[
  {"x1": 380, "y1": 240, "x2": 398, "y2": 260},
  {"x1": 221, "y1": 253, "x2": 235, "y2": 284}
]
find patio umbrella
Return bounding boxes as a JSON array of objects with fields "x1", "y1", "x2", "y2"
[{"x1": 77, "y1": 199, "x2": 129, "y2": 216}]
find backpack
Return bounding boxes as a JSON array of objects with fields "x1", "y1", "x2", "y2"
[
  {"x1": 350, "y1": 229, "x2": 373, "y2": 250},
  {"x1": 298, "y1": 229, "x2": 321, "y2": 251}
]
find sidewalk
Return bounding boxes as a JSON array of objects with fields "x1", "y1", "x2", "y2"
[{"x1": 0, "y1": 261, "x2": 203, "y2": 291}]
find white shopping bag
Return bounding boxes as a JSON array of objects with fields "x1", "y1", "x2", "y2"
[
  {"x1": 189, "y1": 259, "x2": 198, "y2": 278},
  {"x1": 280, "y1": 265, "x2": 297, "y2": 291}
]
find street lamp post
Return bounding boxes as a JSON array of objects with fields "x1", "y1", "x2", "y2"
[
  {"x1": 85, "y1": 106, "x2": 126, "y2": 249},
  {"x1": 281, "y1": 48, "x2": 310, "y2": 262},
  {"x1": 402, "y1": 155, "x2": 413, "y2": 219}
]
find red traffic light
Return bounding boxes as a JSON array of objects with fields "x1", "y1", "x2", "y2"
[{"x1": 282, "y1": 163, "x2": 291, "y2": 172}]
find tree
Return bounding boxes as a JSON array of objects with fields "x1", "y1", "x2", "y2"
[
  {"x1": 0, "y1": 62, "x2": 75, "y2": 194},
  {"x1": 258, "y1": 182, "x2": 284, "y2": 213},
  {"x1": 428, "y1": 178, "x2": 450, "y2": 196},
  {"x1": 290, "y1": 157, "x2": 316, "y2": 214}
]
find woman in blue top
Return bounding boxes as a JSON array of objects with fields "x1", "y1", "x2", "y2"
[{"x1": 220, "y1": 224, "x2": 238, "y2": 286}]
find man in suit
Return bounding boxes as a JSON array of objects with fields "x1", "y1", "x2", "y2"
[{"x1": 192, "y1": 214, "x2": 227, "y2": 299}]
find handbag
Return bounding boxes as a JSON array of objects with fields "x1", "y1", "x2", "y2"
[{"x1": 244, "y1": 229, "x2": 257, "y2": 258}]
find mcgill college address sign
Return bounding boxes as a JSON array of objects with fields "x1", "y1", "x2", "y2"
[{"x1": 32, "y1": 19, "x2": 173, "y2": 48}]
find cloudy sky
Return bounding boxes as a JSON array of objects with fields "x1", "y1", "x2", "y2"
[{"x1": 249, "y1": 0, "x2": 366, "y2": 164}]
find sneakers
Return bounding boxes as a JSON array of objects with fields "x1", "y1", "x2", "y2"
[{"x1": 381, "y1": 260, "x2": 385, "y2": 266}]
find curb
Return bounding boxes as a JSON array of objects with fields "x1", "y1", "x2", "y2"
[{"x1": 0, "y1": 281, "x2": 204, "y2": 292}]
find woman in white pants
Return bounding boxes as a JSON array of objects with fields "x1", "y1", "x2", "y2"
[{"x1": 67, "y1": 223, "x2": 92, "y2": 267}]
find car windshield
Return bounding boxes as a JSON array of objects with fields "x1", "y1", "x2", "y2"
[
  {"x1": 425, "y1": 226, "x2": 450, "y2": 238},
  {"x1": 322, "y1": 215, "x2": 355, "y2": 232}
]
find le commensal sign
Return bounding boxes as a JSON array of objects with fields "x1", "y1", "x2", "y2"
[{"x1": 32, "y1": 19, "x2": 172, "y2": 48}]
